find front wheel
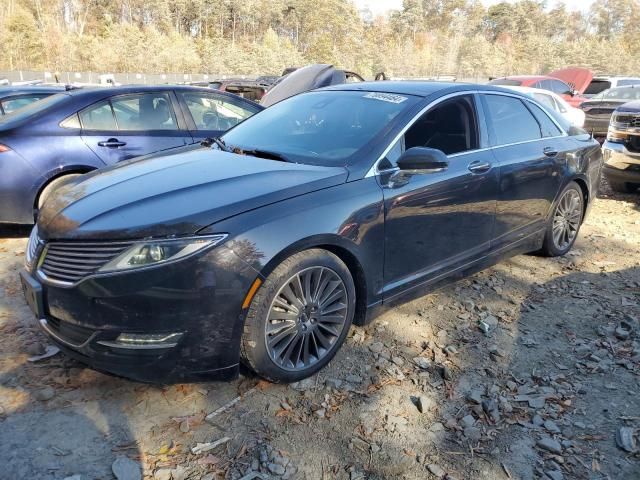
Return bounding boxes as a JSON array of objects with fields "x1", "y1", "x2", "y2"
[
  {"x1": 241, "y1": 249, "x2": 356, "y2": 383},
  {"x1": 540, "y1": 181, "x2": 584, "y2": 257}
]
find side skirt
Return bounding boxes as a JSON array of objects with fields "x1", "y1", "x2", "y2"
[{"x1": 362, "y1": 229, "x2": 544, "y2": 325}]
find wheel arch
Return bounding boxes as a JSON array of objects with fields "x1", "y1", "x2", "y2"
[
  {"x1": 569, "y1": 175, "x2": 590, "y2": 223},
  {"x1": 34, "y1": 166, "x2": 95, "y2": 209},
  {"x1": 256, "y1": 234, "x2": 369, "y2": 326}
]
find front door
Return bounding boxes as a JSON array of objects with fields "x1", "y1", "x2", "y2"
[
  {"x1": 80, "y1": 92, "x2": 189, "y2": 165},
  {"x1": 381, "y1": 94, "x2": 498, "y2": 300},
  {"x1": 481, "y1": 93, "x2": 566, "y2": 250}
]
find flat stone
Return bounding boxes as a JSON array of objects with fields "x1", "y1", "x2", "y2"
[
  {"x1": 112, "y1": 456, "x2": 142, "y2": 480},
  {"x1": 33, "y1": 386, "x2": 55, "y2": 402},
  {"x1": 464, "y1": 426, "x2": 482, "y2": 442},
  {"x1": 427, "y1": 464, "x2": 446, "y2": 478},
  {"x1": 369, "y1": 342, "x2": 385, "y2": 354},
  {"x1": 267, "y1": 463, "x2": 286, "y2": 475},
  {"x1": 290, "y1": 377, "x2": 315, "y2": 391},
  {"x1": 544, "y1": 420, "x2": 561, "y2": 434},
  {"x1": 545, "y1": 470, "x2": 564, "y2": 480},
  {"x1": 537, "y1": 437, "x2": 563, "y2": 455},
  {"x1": 460, "y1": 414, "x2": 475, "y2": 428},
  {"x1": 466, "y1": 390, "x2": 483, "y2": 404}
]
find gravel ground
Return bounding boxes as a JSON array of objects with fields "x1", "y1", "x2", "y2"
[{"x1": 0, "y1": 183, "x2": 639, "y2": 480}]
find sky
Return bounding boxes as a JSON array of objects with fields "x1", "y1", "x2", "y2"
[{"x1": 353, "y1": 0, "x2": 595, "y2": 16}]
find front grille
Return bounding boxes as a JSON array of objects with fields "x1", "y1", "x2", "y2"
[
  {"x1": 46, "y1": 316, "x2": 95, "y2": 346},
  {"x1": 39, "y1": 240, "x2": 133, "y2": 283},
  {"x1": 614, "y1": 114, "x2": 640, "y2": 128},
  {"x1": 585, "y1": 108, "x2": 614, "y2": 116}
]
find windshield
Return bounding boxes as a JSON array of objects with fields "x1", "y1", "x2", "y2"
[
  {"x1": 593, "y1": 87, "x2": 640, "y2": 101},
  {"x1": 0, "y1": 93, "x2": 68, "y2": 127},
  {"x1": 222, "y1": 90, "x2": 420, "y2": 166}
]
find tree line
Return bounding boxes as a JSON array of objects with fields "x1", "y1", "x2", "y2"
[{"x1": 1, "y1": 0, "x2": 639, "y2": 79}]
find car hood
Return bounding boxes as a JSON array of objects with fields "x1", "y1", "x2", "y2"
[
  {"x1": 616, "y1": 101, "x2": 640, "y2": 114},
  {"x1": 581, "y1": 99, "x2": 627, "y2": 110},
  {"x1": 260, "y1": 64, "x2": 348, "y2": 107},
  {"x1": 549, "y1": 67, "x2": 593, "y2": 94},
  {"x1": 38, "y1": 147, "x2": 348, "y2": 240}
]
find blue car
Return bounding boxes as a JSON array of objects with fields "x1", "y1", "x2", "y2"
[
  {"x1": 0, "y1": 85, "x2": 263, "y2": 224},
  {"x1": 0, "y1": 85, "x2": 67, "y2": 115}
]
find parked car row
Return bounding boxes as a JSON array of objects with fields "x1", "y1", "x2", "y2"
[{"x1": 16, "y1": 78, "x2": 602, "y2": 383}]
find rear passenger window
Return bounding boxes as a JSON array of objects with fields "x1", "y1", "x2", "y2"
[
  {"x1": 79, "y1": 93, "x2": 177, "y2": 131},
  {"x1": 79, "y1": 101, "x2": 116, "y2": 130},
  {"x1": 526, "y1": 102, "x2": 563, "y2": 137},
  {"x1": 484, "y1": 95, "x2": 541, "y2": 145},
  {"x1": 111, "y1": 94, "x2": 176, "y2": 130}
]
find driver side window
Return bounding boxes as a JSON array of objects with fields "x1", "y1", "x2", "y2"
[
  {"x1": 180, "y1": 92, "x2": 257, "y2": 131},
  {"x1": 383, "y1": 95, "x2": 479, "y2": 169}
]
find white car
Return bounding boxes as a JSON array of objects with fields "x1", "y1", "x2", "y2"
[{"x1": 502, "y1": 85, "x2": 585, "y2": 128}]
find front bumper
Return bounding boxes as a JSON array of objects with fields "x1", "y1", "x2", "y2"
[
  {"x1": 20, "y1": 243, "x2": 261, "y2": 383},
  {"x1": 602, "y1": 140, "x2": 640, "y2": 184}
]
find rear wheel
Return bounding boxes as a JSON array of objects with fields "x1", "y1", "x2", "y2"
[
  {"x1": 540, "y1": 181, "x2": 584, "y2": 257},
  {"x1": 608, "y1": 180, "x2": 638, "y2": 194},
  {"x1": 241, "y1": 249, "x2": 356, "y2": 383}
]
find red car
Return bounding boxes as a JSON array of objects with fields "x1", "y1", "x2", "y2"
[{"x1": 489, "y1": 67, "x2": 593, "y2": 108}]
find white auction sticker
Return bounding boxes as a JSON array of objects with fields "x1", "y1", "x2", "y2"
[{"x1": 363, "y1": 92, "x2": 408, "y2": 104}]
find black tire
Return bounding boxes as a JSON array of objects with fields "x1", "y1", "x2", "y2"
[
  {"x1": 608, "y1": 180, "x2": 637, "y2": 194},
  {"x1": 540, "y1": 181, "x2": 585, "y2": 257},
  {"x1": 241, "y1": 249, "x2": 356, "y2": 383},
  {"x1": 37, "y1": 174, "x2": 82, "y2": 210}
]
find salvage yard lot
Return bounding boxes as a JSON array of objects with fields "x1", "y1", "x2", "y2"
[{"x1": 0, "y1": 183, "x2": 639, "y2": 480}]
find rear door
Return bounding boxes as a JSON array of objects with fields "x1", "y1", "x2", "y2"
[
  {"x1": 482, "y1": 93, "x2": 567, "y2": 250},
  {"x1": 176, "y1": 91, "x2": 261, "y2": 143},
  {"x1": 80, "y1": 92, "x2": 189, "y2": 165}
]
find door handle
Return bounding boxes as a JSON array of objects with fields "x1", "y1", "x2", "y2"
[
  {"x1": 97, "y1": 138, "x2": 126, "y2": 148},
  {"x1": 543, "y1": 147, "x2": 558, "y2": 157},
  {"x1": 468, "y1": 160, "x2": 491, "y2": 174}
]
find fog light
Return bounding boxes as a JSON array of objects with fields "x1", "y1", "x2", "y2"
[{"x1": 97, "y1": 332, "x2": 183, "y2": 349}]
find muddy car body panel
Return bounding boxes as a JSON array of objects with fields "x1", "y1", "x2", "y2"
[
  {"x1": 21, "y1": 82, "x2": 602, "y2": 382},
  {"x1": 602, "y1": 101, "x2": 640, "y2": 191}
]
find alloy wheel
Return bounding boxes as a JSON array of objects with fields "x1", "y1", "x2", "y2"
[
  {"x1": 552, "y1": 189, "x2": 582, "y2": 251},
  {"x1": 265, "y1": 266, "x2": 348, "y2": 371}
]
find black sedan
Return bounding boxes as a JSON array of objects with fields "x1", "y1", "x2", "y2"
[{"x1": 21, "y1": 82, "x2": 603, "y2": 383}]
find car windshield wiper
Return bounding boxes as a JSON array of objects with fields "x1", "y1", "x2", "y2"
[
  {"x1": 201, "y1": 137, "x2": 230, "y2": 152},
  {"x1": 242, "y1": 149, "x2": 292, "y2": 163}
]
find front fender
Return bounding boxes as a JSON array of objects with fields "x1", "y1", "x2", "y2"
[{"x1": 202, "y1": 177, "x2": 385, "y2": 308}]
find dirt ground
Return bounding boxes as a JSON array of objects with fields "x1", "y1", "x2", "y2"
[{"x1": 1, "y1": 182, "x2": 639, "y2": 480}]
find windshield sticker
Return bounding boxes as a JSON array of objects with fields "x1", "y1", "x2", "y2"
[{"x1": 363, "y1": 92, "x2": 408, "y2": 104}]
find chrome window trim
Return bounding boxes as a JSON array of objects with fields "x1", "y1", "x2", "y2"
[{"x1": 365, "y1": 89, "x2": 568, "y2": 178}]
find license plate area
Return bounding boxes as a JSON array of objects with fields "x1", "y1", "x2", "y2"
[{"x1": 20, "y1": 270, "x2": 44, "y2": 319}]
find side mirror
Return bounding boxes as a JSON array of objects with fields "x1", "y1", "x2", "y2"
[{"x1": 396, "y1": 147, "x2": 449, "y2": 173}]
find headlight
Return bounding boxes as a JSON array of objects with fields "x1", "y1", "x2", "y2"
[{"x1": 99, "y1": 234, "x2": 227, "y2": 272}]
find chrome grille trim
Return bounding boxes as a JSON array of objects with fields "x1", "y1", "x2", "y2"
[{"x1": 39, "y1": 240, "x2": 133, "y2": 284}]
